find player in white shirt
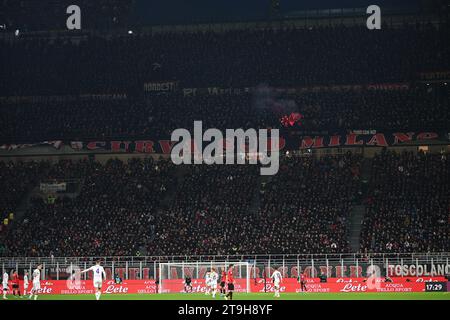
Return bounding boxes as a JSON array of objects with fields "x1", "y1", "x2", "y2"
[
  {"x1": 209, "y1": 268, "x2": 219, "y2": 298},
  {"x1": 2, "y1": 271, "x2": 9, "y2": 299},
  {"x1": 29, "y1": 264, "x2": 42, "y2": 300},
  {"x1": 81, "y1": 260, "x2": 106, "y2": 300},
  {"x1": 271, "y1": 267, "x2": 283, "y2": 298},
  {"x1": 23, "y1": 271, "x2": 29, "y2": 297},
  {"x1": 204, "y1": 271, "x2": 211, "y2": 295}
]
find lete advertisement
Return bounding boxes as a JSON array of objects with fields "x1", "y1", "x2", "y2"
[{"x1": 19, "y1": 277, "x2": 446, "y2": 295}]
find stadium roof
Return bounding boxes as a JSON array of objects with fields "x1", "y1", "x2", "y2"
[{"x1": 0, "y1": 0, "x2": 436, "y2": 33}]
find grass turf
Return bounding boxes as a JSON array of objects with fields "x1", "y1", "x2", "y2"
[{"x1": 2, "y1": 292, "x2": 449, "y2": 300}]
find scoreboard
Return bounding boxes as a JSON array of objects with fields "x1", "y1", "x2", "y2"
[{"x1": 425, "y1": 282, "x2": 447, "y2": 292}]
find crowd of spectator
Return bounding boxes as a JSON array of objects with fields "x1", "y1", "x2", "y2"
[
  {"x1": 2, "y1": 157, "x2": 175, "y2": 256},
  {"x1": 0, "y1": 94, "x2": 266, "y2": 143},
  {"x1": 0, "y1": 160, "x2": 49, "y2": 254},
  {"x1": 0, "y1": 161, "x2": 48, "y2": 223},
  {"x1": 0, "y1": 0, "x2": 132, "y2": 32},
  {"x1": 1, "y1": 154, "x2": 363, "y2": 257},
  {"x1": 0, "y1": 23, "x2": 448, "y2": 145},
  {"x1": 0, "y1": 84, "x2": 448, "y2": 144},
  {"x1": 253, "y1": 153, "x2": 361, "y2": 254},
  {"x1": 0, "y1": 19, "x2": 448, "y2": 258},
  {"x1": 1, "y1": 24, "x2": 448, "y2": 96},
  {"x1": 360, "y1": 150, "x2": 449, "y2": 253},
  {"x1": 61, "y1": 153, "x2": 363, "y2": 257},
  {"x1": 287, "y1": 85, "x2": 449, "y2": 132},
  {"x1": 1, "y1": 149, "x2": 448, "y2": 257},
  {"x1": 148, "y1": 164, "x2": 259, "y2": 256}
]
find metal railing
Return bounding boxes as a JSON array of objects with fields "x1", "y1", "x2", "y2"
[
  {"x1": 1, "y1": 252, "x2": 448, "y2": 281},
  {"x1": 1, "y1": 252, "x2": 449, "y2": 264}
]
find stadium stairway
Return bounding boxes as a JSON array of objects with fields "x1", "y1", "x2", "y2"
[
  {"x1": 360, "y1": 157, "x2": 373, "y2": 182},
  {"x1": 348, "y1": 205, "x2": 366, "y2": 252},
  {"x1": 7, "y1": 186, "x2": 36, "y2": 229},
  {"x1": 249, "y1": 175, "x2": 263, "y2": 216},
  {"x1": 138, "y1": 166, "x2": 189, "y2": 255},
  {"x1": 159, "y1": 165, "x2": 189, "y2": 208},
  {"x1": 2, "y1": 171, "x2": 83, "y2": 239},
  {"x1": 348, "y1": 157, "x2": 372, "y2": 252},
  {"x1": 2, "y1": 171, "x2": 51, "y2": 236}
]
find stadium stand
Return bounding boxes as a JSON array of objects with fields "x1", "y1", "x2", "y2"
[
  {"x1": 254, "y1": 153, "x2": 361, "y2": 254},
  {"x1": 0, "y1": 84, "x2": 449, "y2": 144},
  {"x1": 360, "y1": 150, "x2": 449, "y2": 253},
  {"x1": 2, "y1": 158, "x2": 175, "y2": 256},
  {"x1": 1, "y1": 150, "x2": 447, "y2": 257},
  {"x1": 148, "y1": 164, "x2": 259, "y2": 256},
  {"x1": 0, "y1": 161, "x2": 49, "y2": 225},
  {"x1": 0, "y1": 12, "x2": 448, "y2": 258},
  {"x1": 1, "y1": 155, "x2": 358, "y2": 256},
  {"x1": 0, "y1": 24, "x2": 449, "y2": 96},
  {"x1": 0, "y1": 0, "x2": 133, "y2": 31}
]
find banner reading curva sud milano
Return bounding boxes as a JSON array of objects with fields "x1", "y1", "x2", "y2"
[
  {"x1": 1, "y1": 131, "x2": 449, "y2": 153},
  {"x1": 18, "y1": 277, "x2": 446, "y2": 295}
]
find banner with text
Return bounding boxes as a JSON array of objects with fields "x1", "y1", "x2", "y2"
[
  {"x1": 1, "y1": 131, "x2": 449, "y2": 154},
  {"x1": 20, "y1": 277, "x2": 447, "y2": 294}
]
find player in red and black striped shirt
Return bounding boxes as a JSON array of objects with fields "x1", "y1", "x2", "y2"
[
  {"x1": 11, "y1": 271, "x2": 20, "y2": 297},
  {"x1": 298, "y1": 273, "x2": 307, "y2": 292},
  {"x1": 225, "y1": 265, "x2": 234, "y2": 300},
  {"x1": 219, "y1": 268, "x2": 227, "y2": 297}
]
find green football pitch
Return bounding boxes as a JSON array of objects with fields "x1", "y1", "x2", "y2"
[{"x1": 2, "y1": 292, "x2": 449, "y2": 300}]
